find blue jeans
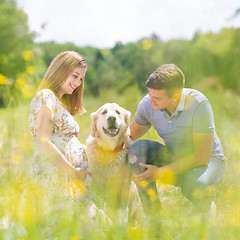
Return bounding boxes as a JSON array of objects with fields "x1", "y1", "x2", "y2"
[{"x1": 127, "y1": 140, "x2": 225, "y2": 213}]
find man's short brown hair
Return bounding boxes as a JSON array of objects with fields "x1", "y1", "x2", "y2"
[{"x1": 146, "y1": 64, "x2": 185, "y2": 97}]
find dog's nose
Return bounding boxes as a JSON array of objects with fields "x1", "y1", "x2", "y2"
[{"x1": 107, "y1": 116, "x2": 116, "y2": 124}]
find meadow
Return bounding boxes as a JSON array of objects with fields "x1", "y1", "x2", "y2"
[{"x1": 0, "y1": 86, "x2": 240, "y2": 240}]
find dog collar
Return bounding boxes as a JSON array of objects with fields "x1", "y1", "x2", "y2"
[
  {"x1": 112, "y1": 143, "x2": 124, "y2": 153},
  {"x1": 101, "y1": 143, "x2": 124, "y2": 153}
]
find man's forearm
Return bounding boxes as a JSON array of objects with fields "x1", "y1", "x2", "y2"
[
  {"x1": 156, "y1": 131, "x2": 213, "y2": 178},
  {"x1": 156, "y1": 152, "x2": 210, "y2": 179},
  {"x1": 130, "y1": 121, "x2": 151, "y2": 141}
]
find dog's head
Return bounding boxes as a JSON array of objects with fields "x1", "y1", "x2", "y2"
[{"x1": 90, "y1": 103, "x2": 131, "y2": 150}]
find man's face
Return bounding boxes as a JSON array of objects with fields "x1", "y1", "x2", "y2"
[{"x1": 148, "y1": 88, "x2": 177, "y2": 113}]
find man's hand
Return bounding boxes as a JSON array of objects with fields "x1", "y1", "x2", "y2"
[
  {"x1": 124, "y1": 136, "x2": 134, "y2": 149},
  {"x1": 132, "y1": 163, "x2": 158, "y2": 183}
]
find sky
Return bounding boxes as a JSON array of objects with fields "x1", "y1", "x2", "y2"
[{"x1": 16, "y1": 0, "x2": 240, "y2": 49}]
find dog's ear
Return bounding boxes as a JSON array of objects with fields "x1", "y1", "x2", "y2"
[
  {"x1": 124, "y1": 109, "x2": 131, "y2": 126},
  {"x1": 90, "y1": 111, "x2": 98, "y2": 137}
]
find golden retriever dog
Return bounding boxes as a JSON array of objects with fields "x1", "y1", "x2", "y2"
[{"x1": 86, "y1": 103, "x2": 143, "y2": 222}]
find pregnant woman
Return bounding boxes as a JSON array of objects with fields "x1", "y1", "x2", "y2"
[{"x1": 29, "y1": 51, "x2": 91, "y2": 193}]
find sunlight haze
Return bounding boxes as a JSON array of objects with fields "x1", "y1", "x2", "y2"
[{"x1": 17, "y1": 0, "x2": 240, "y2": 48}]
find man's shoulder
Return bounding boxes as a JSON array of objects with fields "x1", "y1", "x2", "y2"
[
  {"x1": 183, "y1": 88, "x2": 209, "y2": 104},
  {"x1": 137, "y1": 94, "x2": 153, "y2": 114},
  {"x1": 139, "y1": 94, "x2": 150, "y2": 106},
  {"x1": 142, "y1": 93, "x2": 150, "y2": 100}
]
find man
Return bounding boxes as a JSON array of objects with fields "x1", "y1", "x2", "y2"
[{"x1": 127, "y1": 64, "x2": 225, "y2": 215}]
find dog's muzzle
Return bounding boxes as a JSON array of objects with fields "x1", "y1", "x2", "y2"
[{"x1": 103, "y1": 116, "x2": 120, "y2": 137}]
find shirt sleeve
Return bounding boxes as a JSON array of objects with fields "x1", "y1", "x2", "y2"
[
  {"x1": 135, "y1": 98, "x2": 151, "y2": 126},
  {"x1": 192, "y1": 100, "x2": 215, "y2": 133},
  {"x1": 31, "y1": 89, "x2": 56, "y2": 119}
]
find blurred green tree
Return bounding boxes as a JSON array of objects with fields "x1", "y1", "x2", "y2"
[
  {"x1": 0, "y1": 0, "x2": 34, "y2": 106},
  {"x1": 0, "y1": 0, "x2": 32, "y2": 78}
]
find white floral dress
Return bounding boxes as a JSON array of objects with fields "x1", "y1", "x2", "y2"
[{"x1": 28, "y1": 89, "x2": 91, "y2": 187}]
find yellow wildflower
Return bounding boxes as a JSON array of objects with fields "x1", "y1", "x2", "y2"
[
  {"x1": 68, "y1": 179, "x2": 86, "y2": 198},
  {"x1": 22, "y1": 84, "x2": 32, "y2": 98},
  {"x1": 0, "y1": 74, "x2": 8, "y2": 85},
  {"x1": 23, "y1": 133, "x2": 29, "y2": 138},
  {"x1": 147, "y1": 188, "x2": 158, "y2": 201},
  {"x1": 156, "y1": 167, "x2": 176, "y2": 185},
  {"x1": 127, "y1": 224, "x2": 144, "y2": 239},
  {"x1": 141, "y1": 39, "x2": 153, "y2": 50},
  {"x1": 26, "y1": 66, "x2": 35, "y2": 74},
  {"x1": 22, "y1": 50, "x2": 34, "y2": 61},
  {"x1": 139, "y1": 180, "x2": 148, "y2": 188},
  {"x1": 12, "y1": 154, "x2": 22, "y2": 164},
  {"x1": 71, "y1": 235, "x2": 81, "y2": 240},
  {"x1": 147, "y1": 188, "x2": 155, "y2": 196},
  {"x1": 17, "y1": 78, "x2": 25, "y2": 85}
]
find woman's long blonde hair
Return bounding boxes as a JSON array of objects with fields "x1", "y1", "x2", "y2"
[{"x1": 38, "y1": 51, "x2": 87, "y2": 115}]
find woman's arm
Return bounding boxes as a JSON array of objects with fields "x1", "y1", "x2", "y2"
[{"x1": 36, "y1": 104, "x2": 87, "y2": 181}]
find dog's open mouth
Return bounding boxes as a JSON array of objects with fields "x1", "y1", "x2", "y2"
[{"x1": 103, "y1": 126, "x2": 119, "y2": 137}]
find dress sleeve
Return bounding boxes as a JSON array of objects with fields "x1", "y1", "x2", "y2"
[
  {"x1": 30, "y1": 89, "x2": 56, "y2": 119},
  {"x1": 192, "y1": 100, "x2": 215, "y2": 133}
]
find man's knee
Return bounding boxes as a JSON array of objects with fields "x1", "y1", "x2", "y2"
[{"x1": 127, "y1": 140, "x2": 149, "y2": 174}]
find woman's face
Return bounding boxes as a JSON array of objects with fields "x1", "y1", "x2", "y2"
[{"x1": 57, "y1": 67, "x2": 86, "y2": 98}]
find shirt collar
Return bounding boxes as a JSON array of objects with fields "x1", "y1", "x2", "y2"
[
  {"x1": 175, "y1": 89, "x2": 185, "y2": 112},
  {"x1": 162, "y1": 89, "x2": 185, "y2": 117}
]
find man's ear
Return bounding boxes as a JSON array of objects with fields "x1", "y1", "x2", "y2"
[
  {"x1": 172, "y1": 92, "x2": 181, "y2": 102},
  {"x1": 90, "y1": 112, "x2": 98, "y2": 137}
]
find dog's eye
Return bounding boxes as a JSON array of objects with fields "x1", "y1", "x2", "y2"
[
  {"x1": 102, "y1": 109, "x2": 107, "y2": 115},
  {"x1": 116, "y1": 110, "x2": 120, "y2": 115}
]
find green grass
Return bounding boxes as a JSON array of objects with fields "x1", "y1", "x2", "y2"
[{"x1": 0, "y1": 87, "x2": 240, "y2": 240}]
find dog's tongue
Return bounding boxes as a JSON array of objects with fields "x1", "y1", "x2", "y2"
[{"x1": 107, "y1": 127, "x2": 119, "y2": 135}]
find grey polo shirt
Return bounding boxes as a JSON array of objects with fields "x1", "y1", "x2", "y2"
[{"x1": 135, "y1": 88, "x2": 225, "y2": 160}]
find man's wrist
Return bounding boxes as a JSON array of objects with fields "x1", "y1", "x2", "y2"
[{"x1": 125, "y1": 135, "x2": 134, "y2": 148}]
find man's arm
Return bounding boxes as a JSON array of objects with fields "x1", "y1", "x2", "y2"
[
  {"x1": 130, "y1": 120, "x2": 151, "y2": 141},
  {"x1": 133, "y1": 131, "x2": 214, "y2": 183}
]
